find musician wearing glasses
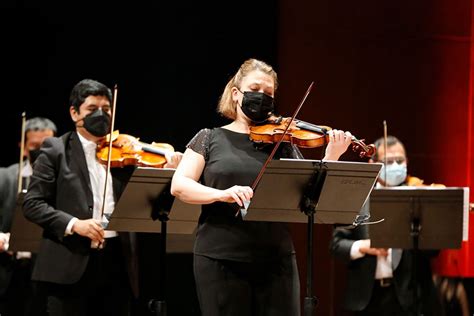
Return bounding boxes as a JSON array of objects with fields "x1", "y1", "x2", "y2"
[
  {"x1": 330, "y1": 135, "x2": 443, "y2": 316},
  {"x1": 0, "y1": 117, "x2": 56, "y2": 316}
]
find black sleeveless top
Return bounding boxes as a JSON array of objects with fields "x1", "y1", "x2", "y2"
[{"x1": 187, "y1": 127, "x2": 301, "y2": 262}]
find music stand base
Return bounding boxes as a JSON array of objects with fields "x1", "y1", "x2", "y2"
[
  {"x1": 411, "y1": 218, "x2": 421, "y2": 316},
  {"x1": 148, "y1": 299, "x2": 167, "y2": 316},
  {"x1": 303, "y1": 212, "x2": 319, "y2": 316},
  {"x1": 148, "y1": 214, "x2": 169, "y2": 316},
  {"x1": 304, "y1": 296, "x2": 318, "y2": 316}
]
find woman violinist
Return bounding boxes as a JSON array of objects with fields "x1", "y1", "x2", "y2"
[{"x1": 171, "y1": 58, "x2": 353, "y2": 315}]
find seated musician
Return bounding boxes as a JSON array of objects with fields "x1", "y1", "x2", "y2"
[{"x1": 330, "y1": 135, "x2": 444, "y2": 316}]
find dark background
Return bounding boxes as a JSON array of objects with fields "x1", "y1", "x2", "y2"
[
  {"x1": 1, "y1": 1, "x2": 279, "y2": 315},
  {"x1": 2, "y1": 1, "x2": 473, "y2": 315},
  {"x1": 1, "y1": 1, "x2": 279, "y2": 163}
]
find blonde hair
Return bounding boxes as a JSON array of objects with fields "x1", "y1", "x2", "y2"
[{"x1": 218, "y1": 58, "x2": 278, "y2": 120}]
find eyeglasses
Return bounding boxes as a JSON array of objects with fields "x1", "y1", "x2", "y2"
[{"x1": 377, "y1": 157, "x2": 406, "y2": 165}]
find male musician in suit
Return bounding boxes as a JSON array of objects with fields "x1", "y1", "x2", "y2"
[
  {"x1": 0, "y1": 117, "x2": 56, "y2": 316},
  {"x1": 330, "y1": 135, "x2": 443, "y2": 315},
  {"x1": 23, "y1": 79, "x2": 181, "y2": 316}
]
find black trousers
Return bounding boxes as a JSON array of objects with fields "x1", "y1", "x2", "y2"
[
  {"x1": 355, "y1": 281, "x2": 444, "y2": 316},
  {"x1": 355, "y1": 282, "x2": 407, "y2": 316},
  {"x1": 194, "y1": 254, "x2": 300, "y2": 316},
  {"x1": 0, "y1": 256, "x2": 46, "y2": 316},
  {"x1": 44, "y1": 237, "x2": 132, "y2": 316}
]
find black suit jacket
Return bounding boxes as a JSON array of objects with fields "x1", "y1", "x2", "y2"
[
  {"x1": 23, "y1": 131, "x2": 138, "y2": 296},
  {"x1": 330, "y1": 202, "x2": 441, "y2": 313},
  {"x1": 0, "y1": 163, "x2": 21, "y2": 233},
  {"x1": 0, "y1": 163, "x2": 21, "y2": 296}
]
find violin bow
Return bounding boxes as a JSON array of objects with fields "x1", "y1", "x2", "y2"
[
  {"x1": 17, "y1": 112, "x2": 27, "y2": 195},
  {"x1": 383, "y1": 120, "x2": 388, "y2": 186},
  {"x1": 100, "y1": 84, "x2": 118, "y2": 219},
  {"x1": 234, "y1": 81, "x2": 315, "y2": 216},
  {"x1": 234, "y1": 81, "x2": 315, "y2": 217},
  {"x1": 251, "y1": 81, "x2": 314, "y2": 191}
]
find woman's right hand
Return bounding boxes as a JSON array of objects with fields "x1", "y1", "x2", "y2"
[{"x1": 219, "y1": 185, "x2": 253, "y2": 207}]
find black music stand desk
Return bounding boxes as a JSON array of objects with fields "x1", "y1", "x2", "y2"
[
  {"x1": 108, "y1": 168, "x2": 199, "y2": 250},
  {"x1": 369, "y1": 187, "x2": 468, "y2": 249},
  {"x1": 244, "y1": 159, "x2": 382, "y2": 224},
  {"x1": 243, "y1": 159, "x2": 382, "y2": 316},
  {"x1": 369, "y1": 186, "x2": 469, "y2": 315},
  {"x1": 9, "y1": 191, "x2": 42, "y2": 253},
  {"x1": 108, "y1": 167, "x2": 200, "y2": 315}
]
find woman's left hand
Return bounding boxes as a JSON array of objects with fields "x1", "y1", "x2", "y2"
[{"x1": 323, "y1": 129, "x2": 352, "y2": 160}]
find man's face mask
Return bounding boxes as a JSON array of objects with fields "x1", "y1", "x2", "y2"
[
  {"x1": 28, "y1": 148, "x2": 42, "y2": 164},
  {"x1": 81, "y1": 108, "x2": 111, "y2": 137},
  {"x1": 239, "y1": 91, "x2": 274, "y2": 123},
  {"x1": 379, "y1": 162, "x2": 407, "y2": 186}
]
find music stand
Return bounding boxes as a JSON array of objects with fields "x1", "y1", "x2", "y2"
[
  {"x1": 369, "y1": 187, "x2": 468, "y2": 315},
  {"x1": 243, "y1": 159, "x2": 382, "y2": 316},
  {"x1": 9, "y1": 191, "x2": 43, "y2": 252},
  {"x1": 107, "y1": 167, "x2": 200, "y2": 316}
]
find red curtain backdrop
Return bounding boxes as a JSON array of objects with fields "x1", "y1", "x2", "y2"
[
  {"x1": 432, "y1": 0, "x2": 474, "y2": 278},
  {"x1": 277, "y1": 0, "x2": 474, "y2": 314}
]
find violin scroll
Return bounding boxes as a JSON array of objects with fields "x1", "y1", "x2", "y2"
[{"x1": 351, "y1": 139, "x2": 376, "y2": 158}]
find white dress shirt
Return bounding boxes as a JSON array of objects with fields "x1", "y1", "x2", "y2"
[
  {"x1": 350, "y1": 240, "x2": 394, "y2": 279},
  {"x1": 65, "y1": 133, "x2": 117, "y2": 239}
]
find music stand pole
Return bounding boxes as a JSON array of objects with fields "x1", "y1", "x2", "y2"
[
  {"x1": 148, "y1": 220, "x2": 168, "y2": 316},
  {"x1": 148, "y1": 185, "x2": 175, "y2": 316},
  {"x1": 151, "y1": 219, "x2": 167, "y2": 316},
  {"x1": 300, "y1": 163, "x2": 326, "y2": 316},
  {"x1": 241, "y1": 159, "x2": 382, "y2": 315},
  {"x1": 303, "y1": 212, "x2": 318, "y2": 315},
  {"x1": 108, "y1": 167, "x2": 201, "y2": 315},
  {"x1": 410, "y1": 197, "x2": 421, "y2": 316}
]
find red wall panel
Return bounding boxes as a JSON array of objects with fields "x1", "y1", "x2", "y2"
[{"x1": 278, "y1": 0, "x2": 473, "y2": 314}]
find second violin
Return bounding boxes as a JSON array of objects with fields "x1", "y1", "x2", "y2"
[{"x1": 96, "y1": 130, "x2": 175, "y2": 168}]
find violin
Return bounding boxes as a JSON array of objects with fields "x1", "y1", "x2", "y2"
[
  {"x1": 249, "y1": 116, "x2": 376, "y2": 158},
  {"x1": 96, "y1": 130, "x2": 175, "y2": 168},
  {"x1": 405, "y1": 175, "x2": 445, "y2": 188}
]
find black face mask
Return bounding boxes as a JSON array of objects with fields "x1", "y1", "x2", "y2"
[
  {"x1": 82, "y1": 109, "x2": 111, "y2": 137},
  {"x1": 28, "y1": 148, "x2": 41, "y2": 164},
  {"x1": 240, "y1": 91, "x2": 274, "y2": 123}
]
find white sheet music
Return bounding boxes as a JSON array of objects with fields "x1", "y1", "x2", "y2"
[{"x1": 463, "y1": 187, "x2": 470, "y2": 241}]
